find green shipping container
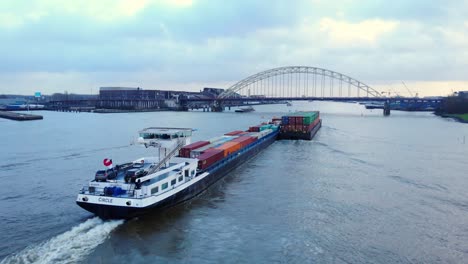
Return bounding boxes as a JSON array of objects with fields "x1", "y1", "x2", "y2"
[
  {"x1": 284, "y1": 111, "x2": 319, "y2": 125},
  {"x1": 303, "y1": 115, "x2": 318, "y2": 125}
]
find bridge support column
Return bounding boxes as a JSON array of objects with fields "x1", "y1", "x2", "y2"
[
  {"x1": 383, "y1": 101, "x2": 391, "y2": 116},
  {"x1": 211, "y1": 101, "x2": 224, "y2": 112}
]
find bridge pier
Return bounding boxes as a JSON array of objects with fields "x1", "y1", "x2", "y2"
[
  {"x1": 211, "y1": 102, "x2": 224, "y2": 112},
  {"x1": 383, "y1": 101, "x2": 391, "y2": 116}
]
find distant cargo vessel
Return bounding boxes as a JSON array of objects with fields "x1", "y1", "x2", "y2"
[
  {"x1": 278, "y1": 111, "x2": 322, "y2": 140},
  {"x1": 235, "y1": 106, "x2": 255, "y2": 113},
  {"x1": 77, "y1": 113, "x2": 321, "y2": 219},
  {"x1": 2, "y1": 103, "x2": 45, "y2": 110}
]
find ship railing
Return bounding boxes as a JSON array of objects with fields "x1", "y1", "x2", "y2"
[
  {"x1": 81, "y1": 186, "x2": 136, "y2": 198},
  {"x1": 81, "y1": 186, "x2": 104, "y2": 195},
  {"x1": 127, "y1": 184, "x2": 136, "y2": 198},
  {"x1": 145, "y1": 139, "x2": 186, "y2": 176}
]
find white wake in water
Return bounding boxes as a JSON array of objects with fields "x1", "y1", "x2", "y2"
[{"x1": 1, "y1": 217, "x2": 124, "y2": 264}]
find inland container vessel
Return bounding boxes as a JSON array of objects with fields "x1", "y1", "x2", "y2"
[
  {"x1": 77, "y1": 113, "x2": 321, "y2": 219},
  {"x1": 77, "y1": 122, "x2": 279, "y2": 219}
]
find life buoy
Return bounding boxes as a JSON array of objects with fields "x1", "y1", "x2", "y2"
[{"x1": 103, "y1": 158, "x2": 112, "y2": 167}]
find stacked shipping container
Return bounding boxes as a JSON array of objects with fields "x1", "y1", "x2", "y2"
[
  {"x1": 248, "y1": 124, "x2": 278, "y2": 132},
  {"x1": 180, "y1": 122, "x2": 279, "y2": 171},
  {"x1": 215, "y1": 141, "x2": 242, "y2": 157},
  {"x1": 197, "y1": 149, "x2": 224, "y2": 170},
  {"x1": 280, "y1": 111, "x2": 320, "y2": 133},
  {"x1": 179, "y1": 141, "x2": 210, "y2": 158},
  {"x1": 224, "y1": 130, "x2": 244, "y2": 136},
  {"x1": 231, "y1": 136, "x2": 256, "y2": 148}
]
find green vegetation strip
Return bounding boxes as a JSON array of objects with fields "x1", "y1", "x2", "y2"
[{"x1": 448, "y1": 114, "x2": 468, "y2": 122}]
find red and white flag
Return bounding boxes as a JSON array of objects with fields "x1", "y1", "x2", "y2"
[{"x1": 103, "y1": 158, "x2": 113, "y2": 168}]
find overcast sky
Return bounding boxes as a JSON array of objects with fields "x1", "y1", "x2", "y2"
[{"x1": 1, "y1": 0, "x2": 467, "y2": 96}]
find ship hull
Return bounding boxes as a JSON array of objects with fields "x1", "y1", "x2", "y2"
[
  {"x1": 77, "y1": 131, "x2": 278, "y2": 219},
  {"x1": 277, "y1": 119, "x2": 321, "y2": 140}
]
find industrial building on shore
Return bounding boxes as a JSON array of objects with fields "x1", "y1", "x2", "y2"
[{"x1": 96, "y1": 87, "x2": 224, "y2": 110}]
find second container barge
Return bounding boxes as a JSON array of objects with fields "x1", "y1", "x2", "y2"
[{"x1": 278, "y1": 111, "x2": 322, "y2": 140}]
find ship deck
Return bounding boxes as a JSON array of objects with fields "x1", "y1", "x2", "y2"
[{"x1": 110, "y1": 161, "x2": 182, "y2": 184}]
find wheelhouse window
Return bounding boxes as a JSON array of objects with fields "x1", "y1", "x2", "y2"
[
  {"x1": 139, "y1": 129, "x2": 192, "y2": 140},
  {"x1": 171, "y1": 179, "x2": 177, "y2": 186},
  {"x1": 162, "y1": 182, "x2": 168, "y2": 190},
  {"x1": 151, "y1": 186, "x2": 159, "y2": 194},
  {"x1": 178, "y1": 176, "x2": 183, "y2": 182}
]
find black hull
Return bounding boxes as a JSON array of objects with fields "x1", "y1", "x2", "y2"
[
  {"x1": 277, "y1": 119, "x2": 321, "y2": 140},
  {"x1": 77, "y1": 132, "x2": 278, "y2": 219}
]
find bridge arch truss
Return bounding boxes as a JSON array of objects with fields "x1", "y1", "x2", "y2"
[{"x1": 218, "y1": 66, "x2": 381, "y2": 99}]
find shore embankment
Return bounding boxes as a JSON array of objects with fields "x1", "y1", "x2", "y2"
[{"x1": 441, "y1": 113, "x2": 468, "y2": 123}]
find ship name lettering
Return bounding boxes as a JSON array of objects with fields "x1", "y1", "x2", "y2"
[{"x1": 98, "y1": 198, "x2": 113, "y2": 203}]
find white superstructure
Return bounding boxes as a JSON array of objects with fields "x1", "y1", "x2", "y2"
[{"x1": 77, "y1": 127, "x2": 200, "y2": 209}]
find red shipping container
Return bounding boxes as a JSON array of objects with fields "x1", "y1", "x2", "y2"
[
  {"x1": 179, "y1": 141, "x2": 210, "y2": 158},
  {"x1": 248, "y1": 126, "x2": 261, "y2": 132},
  {"x1": 289, "y1": 117, "x2": 296, "y2": 125},
  {"x1": 296, "y1": 116, "x2": 304, "y2": 124},
  {"x1": 231, "y1": 136, "x2": 256, "y2": 148},
  {"x1": 306, "y1": 118, "x2": 320, "y2": 131},
  {"x1": 224, "y1": 130, "x2": 244, "y2": 136},
  {"x1": 197, "y1": 149, "x2": 224, "y2": 170}
]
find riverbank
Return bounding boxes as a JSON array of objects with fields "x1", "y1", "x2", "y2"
[
  {"x1": 448, "y1": 114, "x2": 468, "y2": 123},
  {"x1": 93, "y1": 108, "x2": 177, "y2": 113},
  {"x1": 438, "y1": 113, "x2": 468, "y2": 123}
]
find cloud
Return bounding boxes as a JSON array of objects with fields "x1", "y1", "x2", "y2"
[
  {"x1": 319, "y1": 18, "x2": 399, "y2": 46},
  {"x1": 0, "y1": 11, "x2": 45, "y2": 29},
  {"x1": 162, "y1": 0, "x2": 193, "y2": 8},
  {"x1": 436, "y1": 26, "x2": 468, "y2": 48},
  {"x1": 0, "y1": 0, "x2": 194, "y2": 27},
  {"x1": 0, "y1": 0, "x2": 467, "y2": 96}
]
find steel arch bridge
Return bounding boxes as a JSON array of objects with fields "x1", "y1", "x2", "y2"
[{"x1": 218, "y1": 66, "x2": 381, "y2": 100}]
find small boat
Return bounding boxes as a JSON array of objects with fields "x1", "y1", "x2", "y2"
[
  {"x1": 235, "y1": 106, "x2": 255, "y2": 113},
  {"x1": 362, "y1": 102, "x2": 384, "y2": 109}
]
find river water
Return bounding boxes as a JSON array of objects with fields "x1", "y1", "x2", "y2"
[{"x1": 1, "y1": 102, "x2": 468, "y2": 263}]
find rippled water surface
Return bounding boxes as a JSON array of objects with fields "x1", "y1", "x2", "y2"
[{"x1": 1, "y1": 102, "x2": 468, "y2": 263}]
